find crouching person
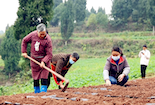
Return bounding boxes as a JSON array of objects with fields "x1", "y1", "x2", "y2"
[
  {"x1": 103, "y1": 46, "x2": 130, "y2": 86},
  {"x1": 21, "y1": 23, "x2": 53, "y2": 93},
  {"x1": 47, "y1": 52, "x2": 80, "y2": 89}
]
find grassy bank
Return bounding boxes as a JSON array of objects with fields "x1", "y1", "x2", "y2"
[
  {"x1": 49, "y1": 31, "x2": 152, "y2": 40},
  {"x1": 1, "y1": 55, "x2": 155, "y2": 96},
  {"x1": 50, "y1": 31, "x2": 155, "y2": 58}
]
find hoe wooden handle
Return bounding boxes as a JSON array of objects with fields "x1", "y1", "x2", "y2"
[{"x1": 26, "y1": 56, "x2": 69, "y2": 86}]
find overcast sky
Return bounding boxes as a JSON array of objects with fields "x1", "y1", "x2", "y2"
[{"x1": 0, "y1": 0, "x2": 112, "y2": 32}]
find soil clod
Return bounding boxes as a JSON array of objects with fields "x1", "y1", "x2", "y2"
[
  {"x1": 100, "y1": 88, "x2": 107, "y2": 90},
  {"x1": 91, "y1": 93, "x2": 98, "y2": 95},
  {"x1": 70, "y1": 97, "x2": 77, "y2": 101},
  {"x1": 146, "y1": 103, "x2": 155, "y2": 105},
  {"x1": 26, "y1": 96, "x2": 36, "y2": 98},
  {"x1": 81, "y1": 98, "x2": 89, "y2": 101},
  {"x1": 74, "y1": 92, "x2": 82, "y2": 94},
  {"x1": 148, "y1": 96, "x2": 155, "y2": 99},
  {"x1": 41, "y1": 95, "x2": 57, "y2": 99}
]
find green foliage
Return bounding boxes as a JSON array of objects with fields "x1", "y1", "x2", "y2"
[
  {"x1": 60, "y1": 0, "x2": 74, "y2": 41},
  {"x1": 90, "y1": 7, "x2": 96, "y2": 14},
  {"x1": 15, "y1": 69, "x2": 32, "y2": 84},
  {"x1": 112, "y1": 0, "x2": 133, "y2": 22},
  {"x1": 85, "y1": 9, "x2": 91, "y2": 18},
  {"x1": 0, "y1": 26, "x2": 21, "y2": 75},
  {"x1": 14, "y1": 0, "x2": 54, "y2": 40},
  {"x1": 132, "y1": 9, "x2": 139, "y2": 22},
  {"x1": 97, "y1": 7, "x2": 105, "y2": 14},
  {"x1": 137, "y1": 0, "x2": 148, "y2": 23},
  {"x1": 110, "y1": 0, "x2": 153, "y2": 31},
  {"x1": 74, "y1": 21, "x2": 85, "y2": 32},
  {"x1": 109, "y1": 19, "x2": 124, "y2": 30},
  {"x1": 50, "y1": 3, "x2": 64, "y2": 26},
  {"x1": 53, "y1": 0, "x2": 62, "y2": 9},
  {"x1": 130, "y1": 0, "x2": 139, "y2": 10},
  {"x1": 147, "y1": 0, "x2": 155, "y2": 26},
  {"x1": 96, "y1": 12, "x2": 109, "y2": 28},
  {"x1": 74, "y1": 0, "x2": 86, "y2": 22},
  {"x1": 51, "y1": 0, "x2": 86, "y2": 28},
  {"x1": 86, "y1": 14, "x2": 97, "y2": 27}
]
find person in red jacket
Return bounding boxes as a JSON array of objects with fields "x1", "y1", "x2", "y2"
[
  {"x1": 21, "y1": 23, "x2": 53, "y2": 93},
  {"x1": 47, "y1": 53, "x2": 80, "y2": 89}
]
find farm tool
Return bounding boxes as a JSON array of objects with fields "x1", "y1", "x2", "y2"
[{"x1": 26, "y1": 56, "x2": 69, "y2": 92}]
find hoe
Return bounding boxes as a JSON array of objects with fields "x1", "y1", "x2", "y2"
[{"x1": 27, "y1": 55, "x2": 69, "y2": 92}]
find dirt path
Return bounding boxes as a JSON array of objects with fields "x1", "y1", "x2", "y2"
[{"x1": 1, "y1": 78, "x2": 155, "y2": 105}]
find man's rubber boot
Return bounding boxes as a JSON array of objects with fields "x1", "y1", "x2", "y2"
[
  {"x1": 41, "y1": 85, "x2": 47, "y2": 92},
  {"x1": 34, "y1": 86, "x2": 40, "y2": 93}
]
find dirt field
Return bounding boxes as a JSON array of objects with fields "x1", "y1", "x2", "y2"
[{"x1": 1, "y1": 78, "x2": 155, "y2": 105}]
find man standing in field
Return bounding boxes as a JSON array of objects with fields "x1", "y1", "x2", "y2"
[
  {"x1": 47, "y1": 53, "x2": 80, "y2": 89},
  {"x1": 21, "y1": 23, "x2": 53, "y2": 93},
  {"x1": 139, "y1": 45, "x2": 150, "y2": 79}
]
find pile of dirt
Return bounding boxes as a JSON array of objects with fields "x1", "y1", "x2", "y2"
[{"x1": 1, "y1": 78, "x2": 155, "y2": 105}]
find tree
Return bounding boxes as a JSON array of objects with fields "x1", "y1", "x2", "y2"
[
  {"x1": 96, "y1": 12, "x2": 109, "y2": 28},
  {"x1": 53, "y1": 0, "x2": 62, "y2": 9},
  {"x1": 137, "y1": 0, "x2": 148, "y2": 23},
  {"x1": 110, "y1": 0, "x2": 152, "y2": 31},
  {"x1": 111, "y1": 0, "x2": 133, "y2": 23},
  {"x1": 90, "y1": 7, "x2": 96, "y2": 14},
  {"x1": 14, "y1": 0, "x2": 54, "y2": 40},
  {"x1": 74, "y1": 0, "x2": 86, "y2": 22},
  {"x1": 130, "y1": 0, "x2": 139, "y2": 10},
  {"x1": 85, "y1": 9, "x2": 91, "y2": 18},
  {"x1": 61, "y1": 0, "x2": 74, "y2": 45},
  {"x1": 147, "y1": 0, "x2": 155, "y2": 35},
  {"x1": 112, "y1": 0, "x2": 148, "y2": 24},
  {"x1": 131, "y1": 0, "x2": 147, "y2": 23},
  {"x1": 50, "y1": 3, "x2": 64, "y2": 26},
  {"x1": 131, "y1": 9, "x2": 139, "y2": 22},
  {"x1": 98, "y1": 7, "x2": 105, "y2": 14},
  {"x1": 86, "y1": 13, "x2": 97, "y2": 30},
  {"x1": 0, "y1": 26, "x2": 21, "y2": 77}
]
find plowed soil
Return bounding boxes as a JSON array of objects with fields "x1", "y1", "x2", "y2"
[{"x1": 1, "y1": 77, "x2": 155, "y2": 105}]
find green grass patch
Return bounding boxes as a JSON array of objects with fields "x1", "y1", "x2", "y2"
[{"x1": 49, "y1": 31, "x2": 153, "y2": 40}]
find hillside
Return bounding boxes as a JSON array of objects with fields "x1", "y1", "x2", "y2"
[{"x1": 49, "y1": 31, "x2": 155, "y2": 58}]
